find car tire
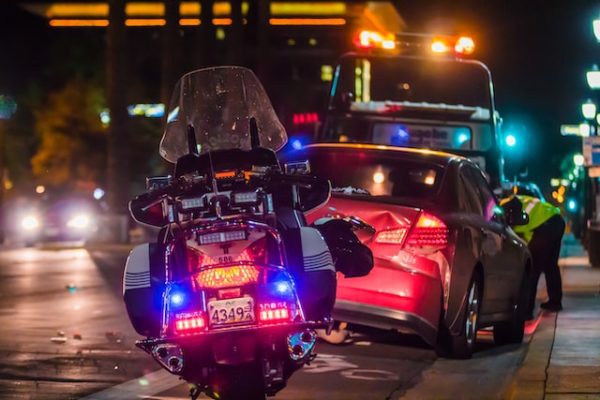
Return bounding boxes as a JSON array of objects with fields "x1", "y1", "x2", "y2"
[
  {"x1": 437, "y1": 273, "x2": 481, "y2": 359},
  {"x1": 493, "y1": 272, "x2": 528, "y2": 345}
]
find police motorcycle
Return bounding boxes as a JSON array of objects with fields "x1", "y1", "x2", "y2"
[{"x1": 124, "y1": 67, "x2": 373, "y2": 400}]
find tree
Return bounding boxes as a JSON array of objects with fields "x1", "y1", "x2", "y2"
[{"x1": 31, "y1": 79, "x2": 106, "y2": 188}]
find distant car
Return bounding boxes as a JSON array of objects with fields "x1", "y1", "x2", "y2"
[
  {"x1": 289, "y1": 143, "x2": 532, "y2": 358},
  {"x1": 497, "y1": 180, "x2": 545, "y2": 201},
  {"x1": 16, "y1": 194, "x2": 100, "y2": 246}
]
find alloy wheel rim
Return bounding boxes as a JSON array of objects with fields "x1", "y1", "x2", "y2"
[{"x1": 465, "y1": 281, "x2": 479, "y2": 346}]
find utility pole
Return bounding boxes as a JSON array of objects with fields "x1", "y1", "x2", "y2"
[
  {"x1": 161, "y1": 0, "x2": 181, "y2": 108},
  {"x1": 256, "y1": 0, "x2": 270, "y2": 81},
  {"x1": 197, "y1": 0, "x2": 215, "y2": 68},
  {"x1": 106, "y1": 0, "x2": 130, "y2": 216},
  {"x1": 228, "y1": 0, "x2": 243, "y2": 64}
]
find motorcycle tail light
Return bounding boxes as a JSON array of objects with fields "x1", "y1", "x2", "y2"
[
  {"x1": 195, "y1": 265, "x2": 260, "y2": 289},
  {"x1": 174, "y1": 312, "x2": 206, "y2": 335},
  {"x1": 405, "y1": 212, "x2": 448, "y2": 247},
  {"x1": 259, "y1": 302, "x2": 290, "y2": 322},
  {"x1": 236, "y1": 237, "x2": 268, "y2": 265},
  {"x1": 375, "y1": 228, "x2": 408, "y2": 245},
  {"x1": 187, "y1": 248, "x2": 218, "y2": 270}
]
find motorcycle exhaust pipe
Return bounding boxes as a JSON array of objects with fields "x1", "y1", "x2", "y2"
[
  {"x1": 287, "y1": 329, "x2": 316, "y2": 362},
  {"x1": 152, "y1": 343, "x2": 184, "y2": 373}
]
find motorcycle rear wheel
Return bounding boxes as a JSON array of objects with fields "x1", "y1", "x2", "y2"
[{"x1": 206, "y1": 362, "x2": 266, "y2": 400}]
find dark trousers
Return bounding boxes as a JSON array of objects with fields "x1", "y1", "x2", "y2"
[{"x1": 527, "y1": 214, "x2": 566, "y2": 314}]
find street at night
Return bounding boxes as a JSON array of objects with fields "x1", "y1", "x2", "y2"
[
  {"x1": 0, "y1": 245, "x2": 558, "y2": 400},
  {"x1": 2, "y1": 1, "x2": 600, "y2": 399}
]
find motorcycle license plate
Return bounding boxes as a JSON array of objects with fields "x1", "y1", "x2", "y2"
[{"x1": 208, "y1": 297, "x2": 255, "y2": 326}]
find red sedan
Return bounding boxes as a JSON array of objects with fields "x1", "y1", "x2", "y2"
[{"x1": 290, "y1": 143, "x2": 531, "y2": 358}]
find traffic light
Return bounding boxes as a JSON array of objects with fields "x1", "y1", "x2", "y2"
[{"x1": 505, "y1": 134, "x2": 517, "y2": 147}]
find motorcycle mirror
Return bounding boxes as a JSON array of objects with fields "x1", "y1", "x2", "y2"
[
  {"x1": 146, "y1": 176, "x2": 173, "y2": 191},
  {"x1": 284, "y1": 160, "x2": 311, "y2": 175}
]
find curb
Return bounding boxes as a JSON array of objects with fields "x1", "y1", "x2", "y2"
[{"x1": 505, "y1": 312, "x2": 558, "y2": 400}]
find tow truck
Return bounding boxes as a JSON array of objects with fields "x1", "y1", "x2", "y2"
[{"x1": 316, "y1": 30, "x2": 505, "y2": 187}]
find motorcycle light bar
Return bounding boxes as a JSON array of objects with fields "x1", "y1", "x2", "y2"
[
  {"x1": 181, "y1": 197, "x2": 206, "y2": 210},
  {"x1": 198, "y1": 230, "x2": 246, "y2": 245},
  {"x1": 232, "y1": 191, "x2": 259, "y2": 205},
  {"x1": 259, "y1": 302, "x2": 290, "y2": 322},
  {"x1": 196, "y1": 265, "x2": 260, "y2": 289}
]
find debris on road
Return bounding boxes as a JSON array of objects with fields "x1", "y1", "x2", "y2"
[{"x1": 73, "y1": 333, "x2": 83, "y2": 340}]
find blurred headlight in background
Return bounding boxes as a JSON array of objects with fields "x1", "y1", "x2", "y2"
[
  {"x1": 21, "y1": 215, "x2": 40, "y2": 231},
  {"x1": 67, "y1": 214, "x2": 90, "y2": 229}
]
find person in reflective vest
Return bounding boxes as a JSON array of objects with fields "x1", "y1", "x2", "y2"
[{"x1": 501, "y1": 195, "x2": 565, "y2": 318}]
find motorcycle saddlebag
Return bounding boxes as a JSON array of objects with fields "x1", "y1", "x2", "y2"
[{"x1": 123, "y1": 243, "x2": 165, "y2": 337}]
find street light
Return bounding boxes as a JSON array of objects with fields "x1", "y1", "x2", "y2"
[
  {"x1": 574, "y1": 153, "x2": 585, "y2": 167},
  {"x1": 588, "y1": 65, "x2": 600, "y2": 89},
  {"x1": 505, "y1": 134, "x2": 517, "y2": 147},
  {"x1": 594, "y1": 18, "x2": 600, "y2": 42},
  {"x1": 582, "y1": 100, "x2": 597, "y2": 120}
]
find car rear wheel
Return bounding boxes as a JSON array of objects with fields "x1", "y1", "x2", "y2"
[
  {"x1": 437, "y1": 274, "x2": 481, "y2": 359},
  {"x1": 493, "y1": 272, "x2": 528, "y2": 345}
]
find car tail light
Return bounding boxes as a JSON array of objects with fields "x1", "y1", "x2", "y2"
[
  {"x1": 375, "y1": 228, "x2": 408, "y2": 245},
  {"x1": 405, "y1": 212, "x2": 448, "y2": 247},
  {"x1": 174, "y1": 312, "x2": 206, "y2": 335},
  {"x1": 259, "y1": 302, "x2": 290, "y2": 322},
  {"x1": 195, "y1": 265, "x2": 260, "y2": 289}
]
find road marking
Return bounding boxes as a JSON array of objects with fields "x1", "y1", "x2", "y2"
[
  {"x1": 354, "y1": 341, "x2": 372, "y2": 346},
  {"x1": 79, "y1": 369, "x2": 181, "y2": 400},
  {"x1": 82, "y1": 353, "x2": 400, "y2": 399},
  {"x1": 303, "y1": 354, "x2": 358, "y2": 373},
  {"x1": 340, "y1": 369, "x2": 399, "y2": 381}
]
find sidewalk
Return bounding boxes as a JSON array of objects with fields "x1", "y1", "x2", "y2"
[{"x1": 507, "y1": 235, "x2": 600, "y2": 400}]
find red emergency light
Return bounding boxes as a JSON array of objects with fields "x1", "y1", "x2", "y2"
[{"x1": 293, "y1": 112, "x2": 320, "y2": 125}]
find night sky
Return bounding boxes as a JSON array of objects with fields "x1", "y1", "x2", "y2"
[{"x1": 1, "y1": 1, "x2": 599, "y2": 193}]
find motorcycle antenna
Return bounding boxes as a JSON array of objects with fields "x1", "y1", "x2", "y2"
[
  {"x1": 250, "y1": 117, "x2": 260, "y2": 149},
  {"x1": 187, "y1": 125, "x2": 199, "y2": 155}
]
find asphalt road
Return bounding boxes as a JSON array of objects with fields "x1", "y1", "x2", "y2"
[{"x1": 0, "y1": 246, "x2": 537, "y2": 400}]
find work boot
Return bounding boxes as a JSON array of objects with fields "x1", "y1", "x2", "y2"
[{"x1": 540, "y1": 301, "x2": 562, "y2": 312}]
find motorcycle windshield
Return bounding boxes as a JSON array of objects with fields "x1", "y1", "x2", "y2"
[{"x1": 160, "y1": 66, "x2": 287, "y2": 163}]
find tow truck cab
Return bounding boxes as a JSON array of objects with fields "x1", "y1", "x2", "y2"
[{"x1": 318, "y1": 33, "x2": 504, "y2": 187}]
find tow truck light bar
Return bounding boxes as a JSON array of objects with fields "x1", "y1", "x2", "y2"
[
  {"x1": 355, "y1": 30, "x2": 396, "y2": 50},
  {"x1": 355, "y1": 30, "x2": 475, "y2": 56}
]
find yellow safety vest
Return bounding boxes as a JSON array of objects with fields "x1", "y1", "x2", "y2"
[{"x1": 500, "y1": 195, "x2": 561, "y2": 243}]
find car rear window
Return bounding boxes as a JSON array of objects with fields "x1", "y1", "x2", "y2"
[{"x1": 300, "y1": 148, "x2": 444, "y2": 200}]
